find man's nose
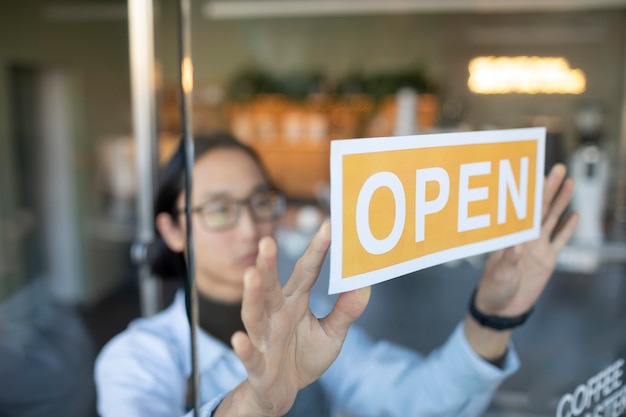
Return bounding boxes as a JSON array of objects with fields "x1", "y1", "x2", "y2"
[{"x1": 236, "y1": 203, "x2": 259, "y2": 238}]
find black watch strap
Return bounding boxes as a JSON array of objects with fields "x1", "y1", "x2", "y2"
[{"x1": 468, "y1": 289, "x2": 534, "y2": 331}]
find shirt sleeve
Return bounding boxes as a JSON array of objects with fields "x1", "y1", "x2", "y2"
[
  {"x1": 320, "y1": 320, "x2": 520, "y2": 417},
  {"x1": 96, "y1": 328, "x2": 221, "y2": 417}
]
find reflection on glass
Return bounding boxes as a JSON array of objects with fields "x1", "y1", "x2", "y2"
[{"x1": 0, "y1": 280, "x2": 95, "y2": 416}]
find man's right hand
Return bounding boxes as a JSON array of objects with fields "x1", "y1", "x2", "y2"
[{"x1": 215, "y1": 221, "x2": 371, "y2": 417}]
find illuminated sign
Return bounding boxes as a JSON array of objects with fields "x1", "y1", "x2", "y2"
[
  {"x1": 329, "y1": 128, "x2": 545, "y2": 294},
  {"x1": 468, "y1": 56, "x2": 586, "y2": 94}
]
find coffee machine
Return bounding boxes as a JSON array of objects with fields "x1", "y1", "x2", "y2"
[{"x1": 569, "y1": 105, "x2": 609, "y2": 246}]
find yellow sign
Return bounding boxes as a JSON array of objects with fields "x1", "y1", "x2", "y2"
[{"x1": 329, "y1": 128, "x2": 545, "y2": 294}]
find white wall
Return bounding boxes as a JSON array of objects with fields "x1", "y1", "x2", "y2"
[{"x1": 0, "y1": 0, "x2": 132, "y2": 303}]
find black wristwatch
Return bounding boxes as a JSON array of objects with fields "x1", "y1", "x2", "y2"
[{"x1": 468, "y1": 289, "x2": 534, "y2": 331}]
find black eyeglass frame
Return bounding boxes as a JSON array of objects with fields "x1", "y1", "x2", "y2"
[{"x1": 176, "y1": 189, "x2": 287, "y2": 232}]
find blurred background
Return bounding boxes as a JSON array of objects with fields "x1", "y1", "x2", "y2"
[{"x1": 1, "y1": 0, "x2": 626, "y2": 416}]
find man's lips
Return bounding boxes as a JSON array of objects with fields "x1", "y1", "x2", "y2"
[{"x1": 240, "y1": 251, "x2": 259, "y2": 266}]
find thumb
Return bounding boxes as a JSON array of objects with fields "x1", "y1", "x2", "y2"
[{"x1": 320, "y1": 286, "x2": 371, "y2": 340}]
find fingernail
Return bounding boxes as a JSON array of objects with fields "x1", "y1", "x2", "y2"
[
  {"x1": 551, "y1": 163, "x2": 566, "y2": 176},
  {"x1": 259, "y1": 237, "x2": 276, "y2": 257},
  {"x1": 320, "y1": 219, "x2": 331, "y2": 237},
  {"x1": 244, "y1": 268, "x2": 254, "y2": 286}
]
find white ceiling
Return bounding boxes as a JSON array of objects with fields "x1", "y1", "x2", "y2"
[
  {"x1": 204, "y1": 0, "x2": 626, "y2": 20},
  {"x1": 42, "y1": 0, "x2": 626, "y2": 21}
]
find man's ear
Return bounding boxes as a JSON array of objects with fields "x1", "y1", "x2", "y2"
[{"x1": 156, "y1": 212, "x2": 185, "y2": 253}]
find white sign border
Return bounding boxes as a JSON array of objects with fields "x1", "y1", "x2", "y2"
[{"x1": 329, "y1": 127, "x2": 546, "y2": 294}]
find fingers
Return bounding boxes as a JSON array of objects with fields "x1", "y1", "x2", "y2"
[
  {"x1": 542, "y1": 176, "x2": 575, "y2": 240},
  {"x1": 320, "y1": 286, "x2": 371, "y2": 340},
  {"x1": 551, "y1": 211, "x2": 579, "y2": 251},
  {"x1": 241, "y1": 268, "x2": 269, "y2": 351},
  {"x1": 542, "y1": 164, "x2": 567, "y2": 221},
  {"x1": 256, "y1": 236, "x2": 284, "y2": 313},
  {"x1": 283, "y1": 220, "x2": 332, "y2": 297},
  {"x1": 232, "y1": 331, "x2": 264, "y2": 376}
]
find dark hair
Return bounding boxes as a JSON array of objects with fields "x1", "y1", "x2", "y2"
[{"x1": 147, "y1": 131, "x2": 270, "y2": 279}]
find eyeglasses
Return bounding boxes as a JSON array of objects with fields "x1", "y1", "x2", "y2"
[{"x1": 180, "y1": 190, "x2": 286, "y2": 231}]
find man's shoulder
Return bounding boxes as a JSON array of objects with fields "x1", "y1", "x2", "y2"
[{"x1": 96, "y1": 293, "x2": 188, "y2": 368}]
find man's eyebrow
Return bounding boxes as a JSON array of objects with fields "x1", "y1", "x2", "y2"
[
  {"x1": 199, "y1": 183, "x2": 271, "y2": 201},
  {"x1": 199, "y1": 191, "x2": 230, "y2": 201}
]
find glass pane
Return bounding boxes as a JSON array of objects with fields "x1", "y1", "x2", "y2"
[
  {"x1": 2, "y1": 2, "x2": 626, "y2": 417},
  {"x1": 178, "y1": 5, "x2": 626, "y2": 417},
  {"x1": 1, "y1": 2, "x2": 135, "y2": 416}
]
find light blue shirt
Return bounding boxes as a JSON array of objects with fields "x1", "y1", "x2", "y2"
[{"x1": 95, "y1": 290, "x2": 519, "y2": 417}]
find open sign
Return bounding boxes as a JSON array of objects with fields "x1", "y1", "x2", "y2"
[{"x1": 329, "y1": 128, "x2": 545, "y2": 294}]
